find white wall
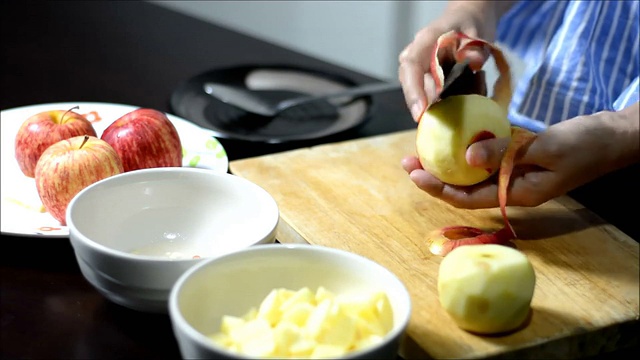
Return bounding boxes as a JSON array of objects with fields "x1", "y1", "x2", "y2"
[
  {"x1": 151, "y1": 1, "x2": 523, "y2": 84},
  {"x1": 152, "y1": 1, "x2": 444, "y2": 80}
]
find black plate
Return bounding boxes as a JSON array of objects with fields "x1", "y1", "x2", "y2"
[{"x1": 170, "y1": 64, "x2": 375, "y2": 143}]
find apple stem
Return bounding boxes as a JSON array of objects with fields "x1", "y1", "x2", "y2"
[
  {"x1": 62, "y1": 105, "x2": 80, "y2": 124},
  {"x1": 79, "y1": 135, "x2": 89, "y2": 149}
]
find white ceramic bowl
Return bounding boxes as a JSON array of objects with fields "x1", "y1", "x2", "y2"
[
  {"x1": 66, "y1": 167, "x2": 279, "y2": 313},
  {"x1": 168, "y1": 243, "x2": 412, "y2": 359}
]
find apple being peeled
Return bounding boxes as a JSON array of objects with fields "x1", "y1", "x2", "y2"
[
  {"x1": 437, "y1": 244, "x2": 536, "y2": 334},
  {"x1": 416, "y1": 95, "x2": 511, "y2": 186},
  {"x1": 100, "y1": 108, "x2": 182, "y2": 172},
  {"x1": 15, "y1": 107, "x2": 97, "y2": 178},
  {"x1": 35, "y1": 135, "x2": 124, "y2": 225}
]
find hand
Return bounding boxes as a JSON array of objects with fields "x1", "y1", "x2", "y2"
[
  {"x1": 398, "y1": 1, "x2": 505, "y2": 121},
  {"x1": 402, "y1": 105, "x2": 640, "y2": 209}
]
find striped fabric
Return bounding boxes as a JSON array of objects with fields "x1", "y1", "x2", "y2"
[{"x1": 496, "y1": 0, "x2": 639, "y2": 132}]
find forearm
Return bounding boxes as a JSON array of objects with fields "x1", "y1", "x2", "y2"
[{"x1": 608, "y1": 101, "x2": 640, "y2": 170}]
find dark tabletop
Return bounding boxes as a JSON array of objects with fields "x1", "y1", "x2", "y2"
[{"x1": 1, "y1": 1, "x2": 637, "y2": 359}]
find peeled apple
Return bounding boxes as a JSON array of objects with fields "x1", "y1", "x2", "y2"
[
  {"x1": 437, "y1": 244, "x2": 536, "y2": 334},
  {"x1": 416, "y1": 94, "x2": 511, "y2": 186},
  {"x1": 416, "y1": 30, "x2": 514, "y2": 187}
]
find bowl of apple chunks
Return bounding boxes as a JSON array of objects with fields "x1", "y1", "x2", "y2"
[{"x1": 168, "y1": 244, "x2": 412, "y2": 359}]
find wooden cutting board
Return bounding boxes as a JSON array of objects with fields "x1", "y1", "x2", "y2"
[{"x1": 229, "y1": 129, "x2": 639, "y2": 359}]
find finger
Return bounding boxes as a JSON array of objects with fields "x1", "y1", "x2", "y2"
[
  {"x1": 455, "y1": 26, "x2": 492, "y2": 69},
  {"x1": 409, "y1": 161, "x2": 551, "y2": 209},
  {"x1": 409, "y1": 168, "x2": 446, "y2": 197},
  {"x1": 401, "y1": 156, "x2": 423, "y2": 174},
  {"x1": 410, "y1": 168, "x2": 502, "y2": 209},
  {"x1": 398, "y1": 27, "x2": 443, "y2": 121},
  {"x1": 398, "y1": 60, "x2": 428, "y2": 121},
  {"x1": 423, "y1": 74, "x2": 438, "y2": 109},
  {"x1": 452, "y1": 166, "x2": 553, "y2": 209},
  {"x1": 439, "y1": 181, "x2": 500, "y2": 209},
  {"x1": 457, "y1": 46, "x2": 490, "y2": 71},
  {"x1": 465, "y1": 137, "x2": 510, "y2": 170}
]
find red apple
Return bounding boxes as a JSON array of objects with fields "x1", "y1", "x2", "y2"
[
  {"x1": 100, "y1": 108, "x2": 182, "y2": 172},
  {"x1": 35, "y1": 135, "x2": 124, "y2": 225},
  {"x1": 15, "y1": 106, "x2": 97, "y2": 178}
]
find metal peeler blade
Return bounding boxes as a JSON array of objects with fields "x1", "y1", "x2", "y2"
[{"x1": 439, "y1": 59, "x2": 472, "y2": 98}]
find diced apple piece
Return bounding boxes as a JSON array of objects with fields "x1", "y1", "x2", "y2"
[
  {"x1": 257, "y1": 288, "x2": 291, "y2": 326},
  {"x1": 314, "y1": 302, "x2": 356, "y2": 349},
  {"x1": 304, "y1": 298, "x2": 332, "y2": 340},
  {"x1": 311, "y1": 344, "x2": 348, "y2": 358},
  {"x1": 233, "y1": 319, "x2": 276, "y2": 357},
  {"x1": 355, "y1": 316, "x2": 386, "y2": 338},
  {"x1": 242, "y1": 307, "x2": 258, "y2": 321},
  {"x1": 373, "y1": 292, "x2": 394, "y2": 334},
  {"x1": 281, "y1": 302, "x2": 314, "y2": 327},
  {"x1": 208, "y1": 332, "x2": 233, "y2": 348},
  {"x1": 220, "y1": 315, "x2": 245, "y2": 336},
  {"x1": 315, "y1": 286, "x2": 335, "y2": 303},
  {"x1": 280, "y1": 287, "x2": 316, "y2": 313},
  {"x1": 289, "y1": 339, "x2": 317, "y2": 358},
  {"x1": 273, "y1": 321, "x2": 303, "y2": 357},
  {"x1": 353, "y1": 334, "x2": 385, "y2": 351}
]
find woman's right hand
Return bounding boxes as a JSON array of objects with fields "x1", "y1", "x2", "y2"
[{"x1": 398, "y1": 1, "x2": 509, "y2": 121}]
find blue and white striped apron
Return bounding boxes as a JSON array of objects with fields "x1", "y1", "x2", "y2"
[{"x1": 496, "y1": 0, "x2": 639, "y2": 132}]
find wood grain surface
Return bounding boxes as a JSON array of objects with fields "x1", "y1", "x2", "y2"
[{"x1": 229, "y1": 129, "x2": 639, "y2": 359}]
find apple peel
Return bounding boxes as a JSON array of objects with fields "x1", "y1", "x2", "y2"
[
  {"x1": 427, "y1": 30, "x2": 512, "y2": 113},
  {"x1": 427, "y1": 127, "x2": 535, "y2": 256},
  {"x1": 426, "y1": 226, "x2": 515, "y2": 257},
  {"x1": 423, "y1": 31, "x2": 537, "y2": 256},
  {"x1": 498, "y1": 127, "x2": 537, "y2": 237}
]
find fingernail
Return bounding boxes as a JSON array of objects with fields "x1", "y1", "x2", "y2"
[
  {"x1": 399, "y1": 48, "x2": 409, "y2": 60},
  {"x1": 410, "y1": 101, "x2": 423, "y2": 122}
]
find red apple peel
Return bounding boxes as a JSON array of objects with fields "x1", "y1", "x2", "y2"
[
  {"x1": 427, "y1": 30, "x2": 512, "y2": 113},
  {"x1": 422, "y1": 31, "x2": 537, "y2": 256},
  {"x1": 427, "y1": 127, "x2": 535, "y2": 256},
  {"x1": 498, "y1": 127, "x2": 537, "y2": 237},
  {"x1": 427, "y1": 226, "x2": 516, "y2": 257}
]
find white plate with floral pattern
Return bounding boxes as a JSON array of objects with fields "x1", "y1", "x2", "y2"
[{"x1": 1, "y1": 102, "x2": 229, "y2": 238}]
